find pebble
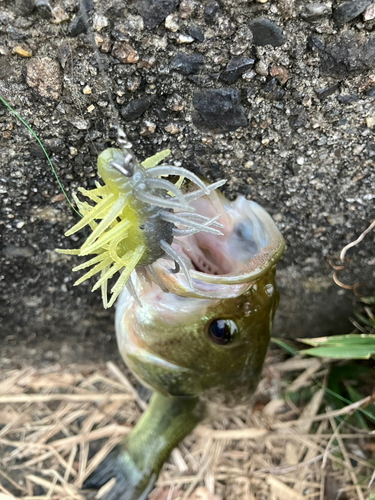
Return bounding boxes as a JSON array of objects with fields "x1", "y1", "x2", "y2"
[
  {"x1": 112, "y1": 42, "x2": 139, "y2": 63},
  {"x1": 135, "y1": 0, "x2": 179, "y2": 29},
  {"x1": 165, "y1": 13, "x2": 179, "y2": 31},
  {"x1": 336, "y1": 94, "x2": 359, "y2": 103},
  {"x1": 366, "y1": 116, "x2": 375, "y2": 128},
  {"x1": 255, "y1": 60, "x2": 269, "y2": 76},
  {"x1": 140, "y1": 120, "x2": 156, "y2": 135},
  {"x1": 300, "y1": 3, "x2": 332, "y2": 21},
  {"x1": 2, "y1": 245, "x2": 35, "y2": 258},
  {"x1": 92, "y1": 13, "x2": 108, "y2": 31},
  {"x1": 51, "y1": 6, "x2": 70, "y2": 24},
  {"x1": 166, "y1": 93, "x2": 185, "y2": 111},
  {"x1": 315, "y1": 83, "x2": 339, "y2": 100},
  {"x1": 14, "y1": 0, "x2": 35, "y2": 16},
  {"x1": 220, "y1": 57, "x2": 255, "y2": 84},
  {"x1": 333, "y1": 0, "x2": 372, "y2": 26},
  {"x1": 170, "y1": 52, "x2": 204, "y2": 75},
  {"x1": 35, "y1": 0, "x2": 52, "y2": 19},
  {"x1": 179, "y1": 0, "x2": 197, "y2": 19},
  {"x1": 311, "y1": 33, "x2": 375, "y2": 78},
  {"x1": 12, "y1": 45, "x2": 32, "y2": 57},
  {"x1": 269, "y1": 65, "x2": 289, "y2": 84},
  {"x1": 249, "y1": 17, "x2": 286, "y2": 47},
  {"x1": 26, "y1": 57, "x2": 61, "y2": 99},
  {"x1": 164, "y1": 123, "x2": 180, "y2": 134},
  {"x1": 83, "y1": 85, "x2": 91, "y2": 95},
  {"x1": 67, "y1": 0, "x2": 94, "y2": 37},
  {"x1": 364, "y1": 4, "x2": 375, "y2": 20},
  {"x1": 121, "y1": 96, "x2": 156, "y2": 121},
  {"x1": 188, "y1": 25, "x2": 204, "y2": 42},
  {"x1": 192, "y1": 88, "x2": 247, "y2": 131},
  {"x1": 176, "y1": 34, "x2": 194, "y2": 43},
  {"x1": 204, "y1": 0, "x2": 220, "y2": 25}
]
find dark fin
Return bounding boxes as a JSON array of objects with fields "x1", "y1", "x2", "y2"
[{"x1": 83, "y1": 446, "x2": 156, "y2": 500}]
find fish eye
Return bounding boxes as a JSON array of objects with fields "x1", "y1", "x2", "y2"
[{"x1": 207, "y1": 319, "x2": 238, "y2": 345}]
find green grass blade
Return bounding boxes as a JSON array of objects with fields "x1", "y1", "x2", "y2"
[{"x1": 0, "y1": 94, "x2": 81, "y2": 218}]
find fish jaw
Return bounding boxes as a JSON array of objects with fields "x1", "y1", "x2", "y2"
[{"x1": 151, "y1": 191, "x2": 285, "y2": 296}]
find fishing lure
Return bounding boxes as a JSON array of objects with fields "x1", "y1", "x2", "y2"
[{"x1": 57, "y1": 129, "x2": 226, "y2": 308}]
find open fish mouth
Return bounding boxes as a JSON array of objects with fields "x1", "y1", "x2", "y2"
[{"x1": 151, "y1": 189, "x2": 285, "y2": 299}]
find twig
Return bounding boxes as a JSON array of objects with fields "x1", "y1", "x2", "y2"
[{"x1": 340, "y1": 220, "x2": 375, "y2": 262}]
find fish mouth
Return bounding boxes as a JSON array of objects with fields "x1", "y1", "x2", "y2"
[{"x1": 151, "y1": 190, "x2": 285, "y2": 299}]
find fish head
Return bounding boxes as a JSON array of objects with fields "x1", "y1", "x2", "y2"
[{"x1": 116, "y1": 190, "x2": 284, "y2": 401}]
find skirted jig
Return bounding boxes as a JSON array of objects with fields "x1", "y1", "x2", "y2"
[{"x1": 57, "y1": 130, "x2": 226, "y2": 308}]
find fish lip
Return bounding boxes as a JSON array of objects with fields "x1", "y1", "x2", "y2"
[{"x1": 152, "y1": 193, "x2": 285, "y2": 297}]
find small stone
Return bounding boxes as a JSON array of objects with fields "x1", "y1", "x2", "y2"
[
  {"x1": 220, "y1": 57, "x2": 255, "y2": 84},
  {"x1": 127, "y1": 76, "x2": 142, "y2": 92},
  {"x1": 14, "y1": 0, "x2": 35, "y2": 16},
  {"x1": 87, "y1": 104, "x2": 95, "y2": 113},
  {"x1": 83, "y1": 85, "x2": 91, "y2": 94},
  {"x1": 69, "y1": 147, "x2": 78, "y2": 156},
  {"x1": 69, "y1": 117, "x2": 89, "y2": 130},
  {"x1": 138, "y1": 56, "x2": 157, "y2": 68},
  {"x1": 300, "y1": 3, "x2": 332, "y2": 20},
  {"x1": 188, "y1": 25, "x2": 204, "y2": 42},
  {"x1": 249, "y1": 17, "x2": 286, "y2": 47},
  {"x1": 315, "y1": 83, "x2": 339, "y2": 100},
  {"x1": 166, "y1": 93, "x2": 185, "y2": 111},
  {"x1": 366, "y1": 116, "x2": 375, "y2": 128},
  {"x1": 92, "y1": 13, "x2": 109, "y2": 31},
  {"x1": 364, "y1": 4, "x2": 375, "y2": 20},
  {"x1": 35, "y1": 0, "x2": 52, "y2": 19},
  {"x1": 353, "y1": 144, "x2": 365, "y2": 155},
  {"x1": 3, "y1": 245, "x2": 35, "y2": 258},
  {"x1": 333, "y1": 0, "x2": 372, "y2": 26},
  {"x1": 269, "y1": 65, "x2": 289, "y2": 84},
  {"x1": 170, "y1": 52, "x2": 204, "y2": 75},
  {"x1": 296, "y1": 156, "x2": 304, "y2": 165},
  {"x1": 336, "y1": 94, "x2": 359, "y2": 103},
  {"x1": 242, "y1": 69, "x2": 256, "y2": 81},
  {"x1": 112, "y1": 42, "x2": 139, "y2": 63},
  {"x1": 165, "y1": 13, "x2": 179, "y2": 31},
  {"x1": 135, "y1": 0, "x2": 179, "y2": 29},
  {"x1": 255, "y1": 60, "x2": 268, "y2": 76},
  {"x1": 179, "y1": 0, "x2": 197, "y2": 18},
  {"x1": 192, "y1": 88, "x2": 247, "y2": 131},
  {"x1": 121, "y1": 95, "x2": 156, "y2": 121},
  {"x1": 140, "y1": 120, "x2": 156, "y2": 135},
  {"x1": 165, "y1": 123, "x2": 180, "y2": 134},
  {"x1": 12, "y1": 46, "x2": 32, "y2": 57},
  {"x1": 68, "y1": 0, "x2": 94, "y2": 37},
  {"x1": 26, "y1": 57, "x2": 61, "y2": 99},
  {"x1": 327, "y1": 213, "x2": 344, "y2": 226},
  {"x1": 311, "y1": 33, "x2": 375, "y2": 78},
  {"x1": 230, "y1": 26, "x2": 253, "y2": 56},
  {"x1": 204, "y1": 0, "x2": 220, "y2": 25},
  {"x1": 51, "y1": 6, "x2": 70, "y2": 24},
  {"x1": 278, "y1": 0, "x2": 294, "y2": 19},
  {"x1": 177, "y1": 34, "x2": 194, "y2": 43}
]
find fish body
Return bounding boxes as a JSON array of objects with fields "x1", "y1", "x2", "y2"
[{"x1": 85, "y1": 188, "x2": 284, "y2": 499}]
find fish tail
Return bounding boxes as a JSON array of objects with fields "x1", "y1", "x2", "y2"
[{"x1": 83, "y1": 393, "x2": 203, "y2": 500}]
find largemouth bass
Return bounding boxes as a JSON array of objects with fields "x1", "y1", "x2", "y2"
[{"x1": 84, "y1": 189, "x2": 284, "y2": 500}]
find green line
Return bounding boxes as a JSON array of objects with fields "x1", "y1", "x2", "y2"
[{"x1": 0, "y1": 94, "x2": 81, "y2": 218}]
